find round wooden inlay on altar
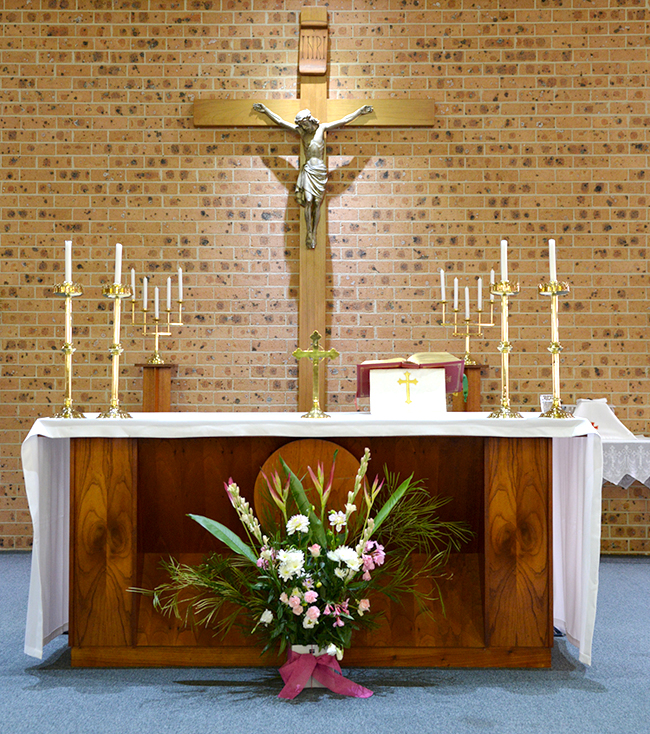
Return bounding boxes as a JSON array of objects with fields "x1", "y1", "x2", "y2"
[{"x1": 253, "y1": 439, "x2": 362, "y2": 534}]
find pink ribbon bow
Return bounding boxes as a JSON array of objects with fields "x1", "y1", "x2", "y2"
[{"x1": 278, "y1": 649, "x2": 373, "y2": 700}]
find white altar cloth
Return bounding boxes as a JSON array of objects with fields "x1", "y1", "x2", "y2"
[
  {"x1": 21, "y1": 412, "x2": 602, "y2": 665},
  {"x1": 602, "y1": 437, "x2": 650, "y2": 489}
]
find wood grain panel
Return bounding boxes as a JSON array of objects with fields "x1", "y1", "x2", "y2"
[
  {"x1": 70, "y1": 438, "x2": 136, "y2": 647},
  {"x1": 484, "y1": 437, "x2": 552, "y2": 648}
]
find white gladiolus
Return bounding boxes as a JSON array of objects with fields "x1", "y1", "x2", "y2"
[{"x1": 260, "y1": 609, "x2": 273, "y2": 626}]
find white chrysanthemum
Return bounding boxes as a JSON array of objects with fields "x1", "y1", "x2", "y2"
[
  {"x1": 334, "y1": 567, "x2": 348, "y2": 579},
  {"x1": 286, "y1": 514, "x2": 309, "y2": 536},
  {"x1": 334, "y1": 545, "x2": 362, "y2": 572},
  {"x1": 260, "y1": 609, "x2": 273, "y2": 626},
  {"x1": 277, "y1": 549, "x2": 305, "y2": 581}
]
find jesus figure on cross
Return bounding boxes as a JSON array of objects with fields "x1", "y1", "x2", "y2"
[{"x1": 252, "y1": 103, "x2": 373, "y2": 248}]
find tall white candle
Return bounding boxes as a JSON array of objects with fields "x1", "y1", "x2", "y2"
[
  {"x1": 477, "y1": 277, "x2": 483, "y2": 311},
  {"x1": 453, "y1": 277, "x2": 459, "y2": 311},
  {"x1": 114, "y1": 242, "x2": 123, "y2": 285},
  {"x1": 439, "y1": 268, "x2": 445, "y2": 301},
  {"x1": 500, "y1": 239, "x2": 508, "y2": 282},
  {"x1": 131, "y1": 268, "x2": 136, "y2": 298},
  {"x1": 143, "y1": 276, "x2": 148, "y2": 310},
  {"x1": 549, "y1": 238, "x2": 557, "y2": 282},
  {"x1": 178, "y1": 267, "x2": 183, "y2": 301},
  {"x1": 490, "y1": 268, "x2": 495, "y2": 302},
  {"x1": 166, "y1": 277, "x2": 172, "y2": 310},
  {"x1": 64, "y1": 240, "x2": 72, "y2": 283},
  {"x1": 154, "y1": 286, "x2": 159, "y2": 320},
  {"x1": 464, "y1": 286, "x2": 470, "y2": 320}
]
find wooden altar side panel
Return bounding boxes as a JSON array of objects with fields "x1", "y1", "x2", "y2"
[
  {"x1": 484, "y1": 437, "x2": 552, "y2": 648},
  {"x1": 70, "y1": 438, "x2": 137, "y2": 648}
]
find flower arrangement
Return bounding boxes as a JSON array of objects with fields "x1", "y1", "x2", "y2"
[{"x1": 146, "y1": 447, "x2": 472, "y2": 673}]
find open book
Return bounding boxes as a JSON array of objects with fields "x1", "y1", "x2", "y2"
[{"x1": 356, "y1": 352, "x2": 464, "y2": 397}]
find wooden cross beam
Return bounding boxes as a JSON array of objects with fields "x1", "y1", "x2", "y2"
[{"x1": 193, "y1": 7, "x2": 437, "y2": 412}]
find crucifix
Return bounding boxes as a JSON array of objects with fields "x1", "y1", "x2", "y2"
[
  {"x1": 292, "y1": 330, "x2": 340, "y2": 419},
  {"x1": 193, "y1": 7, "x2": 437, "y2": 412}
]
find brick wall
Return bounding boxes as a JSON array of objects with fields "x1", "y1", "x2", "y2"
[{"x1": 1, "y1": 0, "x2": 648, "y2": 550}]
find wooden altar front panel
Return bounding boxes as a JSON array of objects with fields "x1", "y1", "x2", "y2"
[{"x1": 69, "y1": 434, "x2": 552, "y2": 668}]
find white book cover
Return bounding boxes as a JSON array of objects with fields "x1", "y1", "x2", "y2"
[{"x1": 369, "y1": 368, "x2": 447, "y2": 417}]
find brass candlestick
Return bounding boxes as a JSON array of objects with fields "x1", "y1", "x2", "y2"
[
  {"x1": 438, "y1": 298, "x2": 495, "y2": 366},
  {"x1": 52, "y1": 281, "x2": 85, "y2": 419},
  {"x1": 488, "y1": 280, "x2": 522, "y2": 419},
  {"x1": 98, "y1": 283, "x2": 132, "y2": 419},
  {"x1": 292, "y1": 330, "x2": 339, "y2": 419},
  {"x1": 538, "y1": 279, "x2": 571, "y2": 418}
]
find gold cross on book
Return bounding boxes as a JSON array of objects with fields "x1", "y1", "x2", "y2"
[{"x1": 292, "y1": 330, "x2": 339, "y2": 419}]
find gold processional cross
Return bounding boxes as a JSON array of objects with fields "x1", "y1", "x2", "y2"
[
  {"x1": 398, "y1": 372, "x2": 418, "y2": 404},
  {"x1": 193, "y1": 7, "x2": 437, "y2": 412},
  {"x1": 292, "y1": 330, "x2": 339, "y2": 418}
]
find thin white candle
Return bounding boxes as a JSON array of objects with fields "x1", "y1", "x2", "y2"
[
  {"x1": 143, "y1": 276, "x2": 148, "y2": 310},
  {"x1": 500, "y1": 239, "x2": 508, "y2": 282},
  {"x1": 131, "y1": 268, "x2": 136, "y2": 298},
  {"x1": 166, "y1": 277, "x2": 171, "y2": 310},
  {"x1": 464, "y1": 286, "x2": 470, "y2": 320},
  {"x1": 154, "y1": 286, "x2": 159, "y2": 320},
  {"x1": 439, "y1": 268, "x2": 445, "y2": 301},
  {"x1": 64, "y1": 240, "x2": 72, "y2": 283},
  {"x1": 549, "y1": 238, "x2": 557, "y2": 282},
  {"x1": 477, "y1": 277, "x2": 483, "y2": 311},
  {"x1": 114, "y1": 243, "x2": 123, "y2": 285},
  {"x1": 490, "y1": 268, "x2": 495, "y2": 302},
  {"x1": 178, "y1": 267, "x2": 183, "y2": 301},
  {"x1": 453, "y1": 277, "x2": 459, "y2": 311}
]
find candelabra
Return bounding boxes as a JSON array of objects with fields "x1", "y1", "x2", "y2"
[
  {"x1": 438, "y1": 297, "x2": 495, "y2": 366},
  {"x1": 98, "y1": 283, "x2": 132, "y2": 419},
  {"x1": 538, "y1": 279, "x2": 572, "y2": 418},
  {"x1": 488, "y1": 280, "x2": 522, "y2": 419},
  {"x1": 131, "y1": 297, "x2": 185, "y2": 364},
  {"x1": 52, "y1": 281, "x2": 85, "y2": 419}
]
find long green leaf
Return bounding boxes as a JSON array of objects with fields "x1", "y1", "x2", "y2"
[
  {"x1": 188, "y1": 514, "x2": 258, "y2": 565},
  {"x1": 372, "y1": 474, "x2": 415, "y2": 531},
  {"x1": 280, "y1": 457, "x2": 328, "y2": 547}
]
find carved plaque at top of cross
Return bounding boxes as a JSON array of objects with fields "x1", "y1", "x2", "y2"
[{"x1": 193, "y1": 7, "x2": 437, "y2": 412}]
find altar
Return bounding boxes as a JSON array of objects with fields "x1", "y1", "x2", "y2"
[{"x1": 22, "y1": 412, "x2": 602, "y2": 668}]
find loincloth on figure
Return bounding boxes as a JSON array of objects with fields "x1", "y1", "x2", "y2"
[{"x1": 295, "y1": 157, "x2": 327, "y2": 206}]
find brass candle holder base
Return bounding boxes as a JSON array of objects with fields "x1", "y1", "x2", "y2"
[
  {"x1": 540, "y1": 397, "x2": 572, "y2": 419},
  {"x1": 98, "y1": 404, "x2": 133, "y2": 419},
  {"x1": 488, "y1": 403, "x2": 523, "y2": 419},
  {"x1": 54, "y1": 398, "x2": 85, "y2": 420}
]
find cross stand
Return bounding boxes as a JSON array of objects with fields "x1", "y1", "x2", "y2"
[{"x1": 292, "y1": 330, "x2": 339, "y2": 419}]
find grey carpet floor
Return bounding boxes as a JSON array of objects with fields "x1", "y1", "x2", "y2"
[{"x1": 1, "y1": 552, "x2": 648, "y2": 734}]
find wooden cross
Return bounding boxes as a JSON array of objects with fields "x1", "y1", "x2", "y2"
[
  {"x1": 193, "y1": 7, "x2": 437, "y2": 412},
  {"x1": 292, "y1": 330, "x2": 340, "y2": 419},
  {"x1": 398, "y1": 372, "x2": 419, "y2": 405}
]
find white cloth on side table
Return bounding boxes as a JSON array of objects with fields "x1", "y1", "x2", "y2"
[{"x1": 574, "y1": 398, "x2": 636, "y2": 439}]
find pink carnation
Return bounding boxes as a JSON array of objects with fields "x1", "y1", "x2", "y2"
[
  {"x1": 288, "y1": 595, "x2": 302, "y2": 609},
  {"x1": 292, "y1": 605, "x2": 304, "y2": 616},
  {"x1": 304, "y1": 590, "x2": 318, "y2": 604},
  {"x1": 305, "y1": 605, "x2": 320, "y2": 621}
]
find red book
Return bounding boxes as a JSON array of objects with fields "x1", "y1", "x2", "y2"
[{"x1": 356, "y1": 352, "x2": 464, "y2": 398}]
